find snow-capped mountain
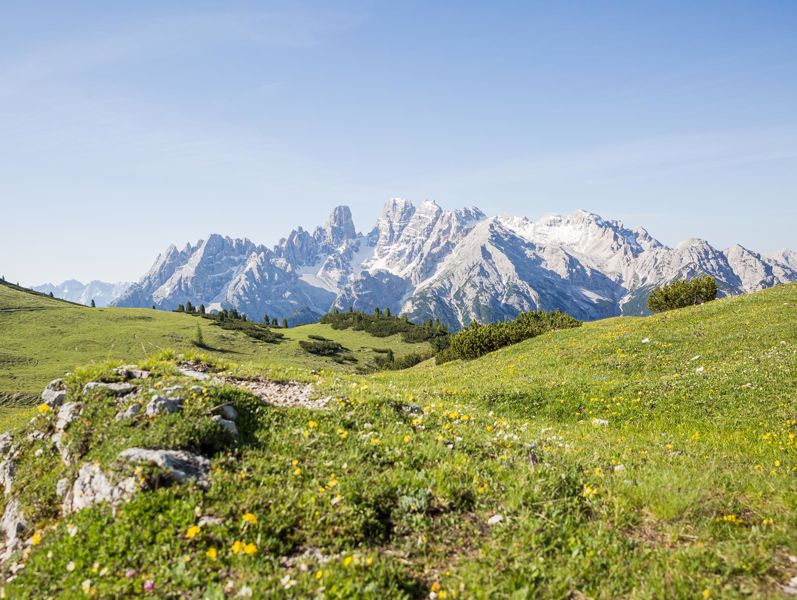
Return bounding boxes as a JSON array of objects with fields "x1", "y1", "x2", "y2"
[
  {"x1": 111, "y1": 201, "x2": 797, "y2": 328},
  {"x1": 33, "y1": 280, "x2": 131, "y2": 307}
]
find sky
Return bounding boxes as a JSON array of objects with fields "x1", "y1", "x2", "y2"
[{"x1": 1, "y1": 0, "x2": 796, "y2": 286}]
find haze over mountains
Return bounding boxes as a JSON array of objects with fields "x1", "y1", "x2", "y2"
[
  {"x1": 93, "y1": 200, "x2": 796, "y2": 329},
  {"x1": 33, "y1": 280, "x2": 131, "y2": 307}
]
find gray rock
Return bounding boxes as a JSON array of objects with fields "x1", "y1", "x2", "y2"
[
  {"x1": 115, "y1": 403, "x2": 142, "y2": 421},
  {"x1": 83, "y1": 382, "x2": 137, "y2": 396},
  {"x1": 219, "y1": 404, "x2": 238, "y2": 421},
  {"x1": 42, "y1": 379, "x2": 66, "y2": 407},
  {"x1": 63, "y1": 463, "x2": 138, "y2": 514},
  {"x1": 114, "y1": 365, "x2": 150, "y2": 380},
  {"x1": 0, "y1": 433, "x2": 14, "y2": 458},
  {"x1": 177, "y1": 367, "x2": 210, "y2": 380},
  {"x1": 117, "y1": 448, "x2": 210, "y2": 487},
  {"x1": 145, "y1": 395, "x2": 183, "y2": 417},
  {"x1": 163, "y1": 385, "x2": 184, "y2": 394},
  {"x1": 0, "y1": 461, "x2": 15, "y2": 496},
  {"x1": 198, "y1": 515, "x2": 222, "y2": 527},
  {"x1": 56, "y1": 402, "x2": 80, "y2": 431},
  {"x1": 211, "y1": 415, "x2": 239, "y2": 436},
  {"x1": 0, "y1": 498, "x2": 28, "y2": 561},
  {"x1": 51, "y1": 431, "x2": 72, "y2": 465},
  {"x1": 55, "y1": 478, "x2": 70, "y2": 498}
]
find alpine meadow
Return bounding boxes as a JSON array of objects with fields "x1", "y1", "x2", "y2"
[{"x1": 2, "y1": 2, "x2": 797, "y2": 598}]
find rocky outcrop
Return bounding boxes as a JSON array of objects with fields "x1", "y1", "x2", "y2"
[
  {"x1": 117, "y1": 448, "x2": 210, "y2": 487},
  {"x1": 62, "y1": 463, "x2": 138, "y2": 514},
  {"x1": 41, "y1": 379, "x2": 66, "y2": 407}
]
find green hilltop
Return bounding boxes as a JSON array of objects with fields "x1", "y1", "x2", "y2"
[{"x1": 0, "y1": 281, "x2": 795, "y2": 597}]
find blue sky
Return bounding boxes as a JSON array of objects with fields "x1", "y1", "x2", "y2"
[{"x1": 2, "y1": 1, "x2": 796, "y2": 285}]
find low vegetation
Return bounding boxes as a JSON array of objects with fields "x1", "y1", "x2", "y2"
[
  {"x1": 320, "y1": 309, "x2": 450, "y2": 351},
  {"x1": 436, "y1": 309, "x2": 582, "y2": 363},
  {"x1": 647, "y1": 275, "x2": 718, "y2": 313}
]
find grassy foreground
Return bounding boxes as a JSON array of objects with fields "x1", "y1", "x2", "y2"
[{"x1": 0, "y1": 284, "x2": 795, "y2": 597}]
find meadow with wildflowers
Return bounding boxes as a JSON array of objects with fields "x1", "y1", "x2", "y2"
[{"x1": 0, "y1": 283, "x2": 795, "y2": 597}]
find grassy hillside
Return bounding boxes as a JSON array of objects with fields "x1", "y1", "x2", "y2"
[
  {"x1": 0, "y1": 282, "x2": 431, "y2": 402},
  {"x1": 0, "y1": 284, "x2": 795, "y2": 597}
]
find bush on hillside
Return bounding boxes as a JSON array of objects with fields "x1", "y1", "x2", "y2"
[
  {"x1": 320, "y1": 309, "x2": 450, "y2": 350},
  {"x1": 647, "y1": 276, "x2": 718, "y2": 313},
  {"x1": 299, "y1": 339, "x2": 345, "y2": 356},
  {"x1": 436, "y1": 310, "x2": 582, "y2": 364}
]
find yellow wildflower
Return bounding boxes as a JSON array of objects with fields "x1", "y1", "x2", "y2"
[
  {"x1": 431, "y1": 582, "x2": 441, "y2": 592},
  {"x1": 37, "y1": 404, "x2": 52, "y2": 414},
  {"x1": 308, "y1": 420, "x2": 318, "y2": 428},
  {"x1": 242, "y1": 513, "x2": 257, "y2": 524},
  {"x1": 337, "y1": 428, "x2": 349, "y2": 440},
  {"x1": 31, "y1": 532, "x2": 42, "y2": 546},
  {"x1": 342, "y1": 555, "x2": 353, "y2": 567},
  {"x1": 370, "y1": 437, "x2": 382, "y2": 446},
  {"x1": 206, "y1": 547, "x2": 218, "y2": 559},
  {"x1": 185, "y1": 525, "x2": 201, "y2": 539},
  {"x1": 294, "y1": 468, "x2": 302, "y2": 476},
  {"x1": 244, "y1": 543, "x2": 257, "y2": 556},
  {"x1": 232, "y1": 540, "x2": 244, "y2": 555},
  {"x1": 315, "y1": 569, "x2": 323, "y2": 580},
  {"x1": 403, "y1": 435, "x2": 411, "y2": 443}
]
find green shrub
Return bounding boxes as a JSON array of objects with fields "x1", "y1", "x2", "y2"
[
  {"x1": 320, "y1": 310, "x2": 450, "y2": 349},
  {"x1": 299, "y1": 339, "x2": 345, "y2": 356},
  {"x1": 647, "y1": 276, "x2": 718, "y2": 313},
  {"x1": 437, "y1": 310, "x2": 581, "y2": 364}
]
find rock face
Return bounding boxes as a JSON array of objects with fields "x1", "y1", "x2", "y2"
[
  {"x1": 0, "y1": 499, "x2": 28, "y2": 561},
  {"x1": 110, "y1": 202, "x2": 797, "y2": 329}
]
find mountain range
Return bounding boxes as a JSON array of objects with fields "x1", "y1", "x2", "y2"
[
  {"x1": 33, "y1": 280, "x2": 131, "y2": 307},
  {"x1": 107, "y1": 200, "x2": 797, "y2": 329}
]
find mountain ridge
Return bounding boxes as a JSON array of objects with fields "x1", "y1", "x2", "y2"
[{"x1": 110, "y1": 200, "x2": 797, "y2": 328}]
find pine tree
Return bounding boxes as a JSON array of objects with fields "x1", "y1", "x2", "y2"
[
  {"x1": 176, "y1": 304, "x2": 185, "y2": 312},
  {"x1": 385, "y1": 307, "x2": 391, "y2": 317},
  {"x1": 281, "y1": 318, "x2": 288, "y2": 328},
  {"x1": 90, "y1": 299, "x2": 96, "y2": 308},
  {"x1": 49, "y1": 292, "x2": 54, "y2": 298},
  {"x1": 185, "y1": 301, "x2": 194, "y2": 313},
  {"x1": 272, "y1": 318, "x2": 278, "y2": 327},
  {"x1": 199, "y1": 304, "x2": 205, "y2": 315},
  {"x1": 374, "y1": 307, "x2": 381, "y2": 317},
  {"x1": 263, "y1": 314, "x2": 270, "y2": 325}
]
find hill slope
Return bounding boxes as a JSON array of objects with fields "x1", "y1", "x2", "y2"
[
  {"x1": 0, "y1": 282, "x2": 431, "y2": 402},
  {"x1": 0, "y1": 284, "x2": 794, "y2": 597}
]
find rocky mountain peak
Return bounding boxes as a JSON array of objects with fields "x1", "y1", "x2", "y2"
[{"x1": 320, "y1": 206, "x2": 357, "y2": 247}]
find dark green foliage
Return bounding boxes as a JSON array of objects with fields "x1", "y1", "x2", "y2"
[
  {"x1": 437, "y1": 310, "x2": 582, "y2": 363},
  {"x1": 188, "y1": 310, "x2": 284, "y2": 344},
  {"x1": 48, "y1": 292, "x2": 54, "y2": 298},
  {"x1": 320, "y1": 310, "x2": 450, "y2": 349},
  {"x1": 308, "y1": 334, "x2": 330, "y2": 341},
  {"x1": 272, "y1": 318, "x2": 278, "y2": 327},
  {"x1": 198, "y1": 304, "x2": 205, "y2": 315},
  {"x1": 176, "y1": 304, "x2": 184, "y2": 312},
  {"x1": 90, "y1": 299, "x2": 95, "y2": 308},
  {"x1": 299, "y1": 339, "x2": 345, "y2": 356},
  {"x1": 371, "y1": 349, "x2": 433, "y2": 371},
  {"x1": 647, "y1": 276, "x2": 718, "y2": 313},
  {"x1": 263, "y1": 314, "x2": 269, "y2": 325},
  {"x1": 185, "y1": 301, "x2": 194, "y2": 313},
  {"x1": 282, "y1": 318, "x2": 288, "y2": 328},
  {"x1": 192, "y1": 323, "x2": 206, "y2": 348}
]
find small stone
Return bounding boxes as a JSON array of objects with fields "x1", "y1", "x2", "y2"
[
  {"x1": 592, "y1": 418, "x2": 608, "y2": 426},
  {"x1": 613, "y1": 464, "x2": 626, "y2": 472},
  {"x1": 116, "y1": 403, "x2": 142, "y2": 421},
  {"x1": 219, "y1": 404, "x2": 238, "y2": 421},
  {"x1": 487, "y1": 514, "x2": 503, "y2": 526},
  {"x1": 118, "y1": 448, "x2": 211, "y2": 487},
  {"x1": 56, "y1": 402, "x2": 80, "y2": 431},
  {"x1": 641, "y1": 338, "x2": 650, "y2": 344},
  {"x1": 42, "y1": 379, "x2": 66, "y2": 407},
  {"x1": 198, "y1": 516, "x2": 222, "y2": 527},
  {"x1": 146, "y1": 396, "x2": 183, "y2": 417},
  {"x1": 56, "y1": 478, "x2": 69, "y2": 498},
  {"x1": 83, "y1": 382, "x2": 137, "y2": 396},
  {"x1": 211, "y1": 416, "x2": 238, "y2": 436},
  {"x1": 114, "y1": 366, "x2": 150, "y2": 380},
  {"x1": 0, "y1": 461, "x2": 16, "y2": 495}
]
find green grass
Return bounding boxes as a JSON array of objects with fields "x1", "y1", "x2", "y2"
[
  {"x1": 0, "y1": 283, "x2": 795, "y2": 598},
  {"x1": 0, "y1": 282, "x2": 431, "y2": 402}
]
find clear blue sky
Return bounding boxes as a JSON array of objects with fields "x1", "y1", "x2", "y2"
[{"x1": 2, "y1": 1, "x2": 796, "y2": 285}]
